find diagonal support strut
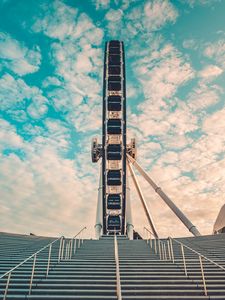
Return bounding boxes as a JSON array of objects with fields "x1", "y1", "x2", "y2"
[
  {"x1": 127, "y1": 159, "x2": 159, "y2": 238},
  {"x1": 127, "y1": 154, "x2": 201, "y2": 237}
]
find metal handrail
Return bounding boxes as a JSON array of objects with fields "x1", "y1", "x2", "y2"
[
  {"x1": 144, "y1": 227, "x2": 167, "y2": 259},
  {"x1": 64, "y1": 226, "x2": 87, "y2": 260},
  {"x1": 169, "y1": 237, "x2": 225, "y2": 296},
  {"x1": 144, "y1": 227, "x2": 157, "y2": 239},
  {"x1": 0, "y1": 236, "x2": 63, "y2": 279},
  {"x1": 144, "y1": 231, "x2": 225, "y2": 296},
  {"x1": 0, "y1": 226, "x2": 87, "y2": 298},
  {"x1": 72, "y1": 226, "x2": 87, "y2": 239},
  {"x1": 170, "y1": 237, "x2": 225, "y2": 271},
  {"x1": 114, "y1": 234, "x2": 122, "y2": 300},
  {"x1": 0, "y1": 235, "x2": 63, "y2": 299}
]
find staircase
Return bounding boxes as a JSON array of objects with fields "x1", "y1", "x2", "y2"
[
  {"x1": 118, "y1": 238, "x2": 208, "y2": 300},
  {"x1": 28, "y1": 236, "x2": 118, "y2": 299},
  {"x1": 0, "y1": 235, "x2": 117, "y2": 299},
  {"x1": 0, "y1": 233, "x2": 55, "y2": 276},
  {"x1": 167, "y1": 233, "x2": 225, "y2": 298},
  {"x1": 0, "y1": 232, "x2": 225, "y2": 299},
  {"x1": 176, "y1": 233, "x2": 225, "y2": 263}
]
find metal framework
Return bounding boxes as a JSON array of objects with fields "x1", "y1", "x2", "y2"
[{"x1": 92, "y1": 40, "x2": 201, "y2": 238}]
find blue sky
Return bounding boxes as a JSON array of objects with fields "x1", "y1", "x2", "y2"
[{"x1": 0, "y1": 0, "x2": 225, "y2": 238}]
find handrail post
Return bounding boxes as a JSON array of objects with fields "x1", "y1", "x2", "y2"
[
  {"x1": 67, "y1": 242, "x2": 70, "y2": 258},
  {"x1": 58, "y1": 237, "x2": 63, "y2": 263},
  {"x1": 70, "y1": 239, "x2": 73, "y2": 259},
  {"x1": 66, "y1": 243, "x2": 69, "y2": 260},
  {"x1": 81, "y1": 230, "x2": 84, "y2": 244},
  {"x1": 199, "y1": 256, "x2": 207, "y2": 296},
  {"x1": 143, "y1": 227, "x2": 157, "y2": 251},
  {"x1": 46, "y1": 244, "x2": 52, "y2": 276},
  {"x1": 74, "y1": 239, "x2": 77, "y2": 254},
  {"x1": 181, "y1": 244, "x2": 187, "y2": 277},
  {"x1": 29, "y1": 254, "x2": 37, "y2": 295},
  {"x1": 163, "y1": 243, "x2": 167, "y2": 260},
  {"x1": 158, "y1": 239, "x2": 162, "y2": 260},
  {"x1": 154, "y1": 239, "x2": 157, "y2": 254},
  {"x1": 3, "y1": 272, "x2": 11, "y2": 300},
  {"x1": 145, "y1": 228, "x2": 149, "y2": 244},
  {"x1": 163, "y1": 243, "x2": 165, "y2": 260},
  {"x1": 167, "y1": 240, "x2": 171, "y2": 260},
  {"x1": 161, "y1": 242, "x2": 164, "y2": 260},
  {"x1": 61, "y1": 239, "x2": 65, "y2": 260},
  {"x1": 65, "y1": 243, "x2": 67, "y2": 260},
  {"x1": 169, "y1": 238, "x2": 175, "y2": 263}
]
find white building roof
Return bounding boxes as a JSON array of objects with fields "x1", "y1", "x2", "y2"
[{"x1": 213, "y1": 204, "x2": 225, "y2": 233}]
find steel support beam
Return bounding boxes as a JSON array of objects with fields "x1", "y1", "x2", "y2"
[
  {"x1": 127, "y1": 154, "x2": 201, "y2": 237},
  {"x1": 127, "y1": 159, "x2": 159, "y2": 238}
]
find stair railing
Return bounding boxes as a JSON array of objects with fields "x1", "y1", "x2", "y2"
[
  {"x1": 144, "y1": 227, "x2": 168, "y2": 260},
  {"x1": 169, "y1": 237, "x2": 225, "y2": 296},
  {"x1": 62, "y1": 226, "x2": 87, "y2": 260},
  {"x1": 0, "y1": 226, "x2": 87, "y2": 299},
  {"x1": 0, "y1": 235, "x2": 64, "y2": 299},
  {"x1": 114, "y1": 234, "x2": 122, "y2": 300},
  {"x1": 144, "y1": 229, "x2": 225, "y2": 296}
]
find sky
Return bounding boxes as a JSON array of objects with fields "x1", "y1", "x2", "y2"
[{"x1": 0, "y1": 0, "x2": 225, "y2": 238}]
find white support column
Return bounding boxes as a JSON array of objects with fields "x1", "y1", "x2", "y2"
[
  {"x1": 126, "y1": 173, "x2": 134, "y2": 240},
  {"x1": 95, "y1": 165, "x2": 103, "y2": 239}
]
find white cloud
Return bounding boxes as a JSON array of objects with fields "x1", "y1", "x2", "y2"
[
  {"x1": 0, "y1": 119, "x2": 24, "y2": 152},
  {"x1": 129, "y1": 43, "x2": 194, "y2": 147},
  {"x1": 74, "y1": 52, "x2": 93, "y2": 73},
  {"x1": 131, "y1": 138, "x2": 225, "y2": 237},
  {"x1": 93, "y1": 0, "x2": 110, "y2": 10},
  {"x1": 132, "y1": 104, "x2": 225, "y2": 237},
  {"x1": 32, "y1": 0, "x2": 104, "y2": 132},
  {"x1": 93, "y1": 0, "x2": 134, "y2": 11},
  {"x1": 199, "y1": 65, "x2": 223, "y2": 80},
  {"x1": 0, "y1": 74, "x2": 30, "y2": 110},
  {"x1": 183, "y1": 0, "x2": 222, "y2": 7},
  {"x1": 33, "y1": 1, "x2": 103, "y2": 46},
  {"x1": 203, "y1": 107, "x2": 225, "y2": 136},
  {"x1": 204, "y1": 39, "x2": 225, "y2": 68},
  {"x1": 0, "y1": 74, "x2": 48, "y2": 119},
  {"x1": 186, "y1": 83, "x2": 221, "y2": 112},
  {"x1": 32, "y1": 0, "x2": 78, "y2": 40},
  {"x1": 42, "y1": 76, "x2": 62, "y2": 88},
  {"x1": 143, "y1": 0, "x2": 178, "y2": 30},
  {"x1": 105, "y1": 8, "x2": 123, "y2": 21},
  {"x1": 72, "y1": 13, "x2": 103, "y2": 44},
  {"x1": 0, "y1": 32, "x2": 41, "y2": 75},
  {"x1": 105, "y1": 0, "x2": 178, "y2": 38},
  {"x1": 183, "y1": 39, "x2": 198, "y2": 50},
  {"x1": 0, "y1": 119, "x2": 98, "y2": 237},
  {"x1": 133, "y1": 43, "x2": 194, "y2": 102},
  {"x1": 27, "y1": 95, "x2": 48, "y2": 119}
]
